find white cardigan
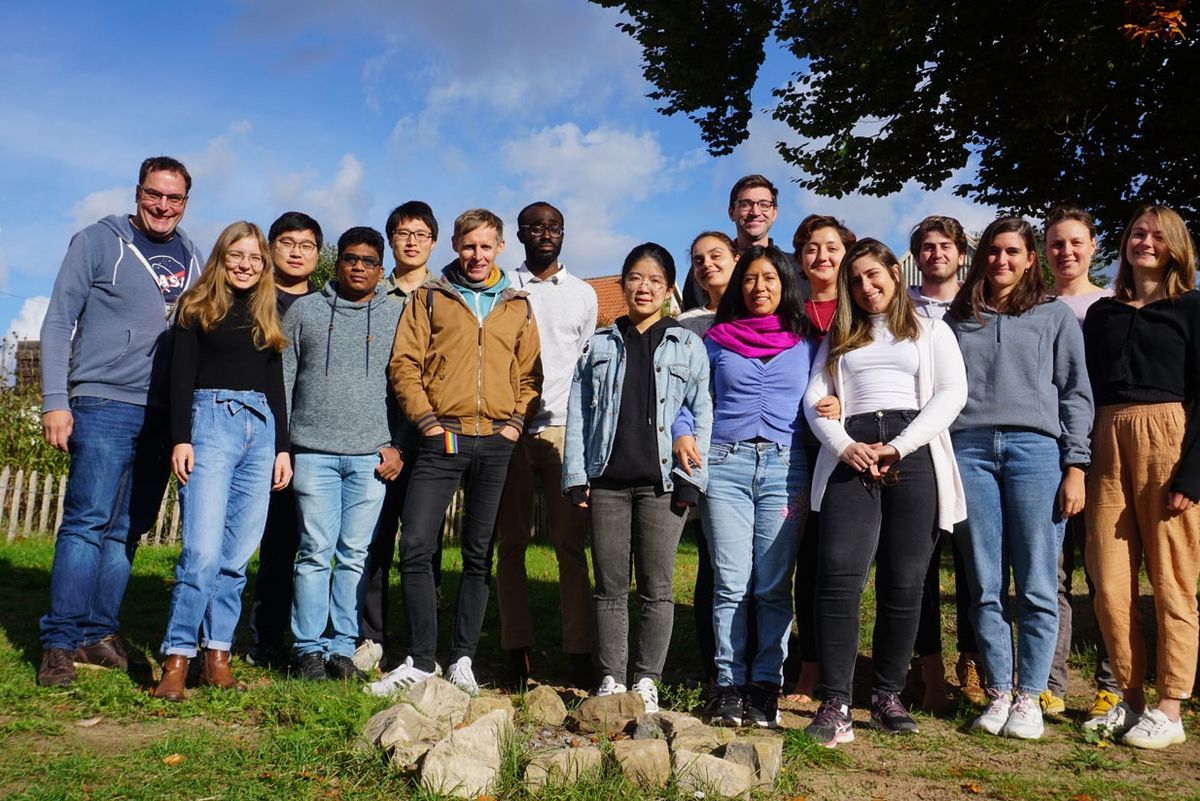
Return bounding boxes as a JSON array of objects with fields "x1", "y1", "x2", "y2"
[{"x1": 804, "y1": 316, "x2": 968, "y2": 532}]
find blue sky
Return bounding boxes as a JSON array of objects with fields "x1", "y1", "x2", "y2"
[{"x1": 0, "y1": 0, "x2": 997, "y2": 349}]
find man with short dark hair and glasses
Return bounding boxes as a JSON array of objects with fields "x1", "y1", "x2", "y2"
[
  {"x1": 245, "y1": 211, "x2": 325, "y2": 671},
  {"x1": 495, "y1": 201, "x2": 598, "y2": 688},
  {"x1": 353, "y1": 201, "x2": 442, "y2": 673},
  {"x1": 37, "y1": 156, "x2": 203, "y2": 687},
  {"x1": 282, "y1": 227, "x2": 405, "y2": 681}
]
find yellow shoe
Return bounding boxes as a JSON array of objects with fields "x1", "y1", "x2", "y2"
[
  {"x1": 1088, "y1": 689, "x2": 1121, "y2": 719},
  {"x1": 1039, "y1": 689, "x2": 1066, "y2": 716}
]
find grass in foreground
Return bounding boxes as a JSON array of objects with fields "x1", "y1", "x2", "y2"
[{"x1": 2, "y1": 536, "x2": 1199, "y2": 800}]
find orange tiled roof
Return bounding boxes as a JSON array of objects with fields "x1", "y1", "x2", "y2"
[{"x1": 584, "y1": 275, "x2": 627, "y2": 327}]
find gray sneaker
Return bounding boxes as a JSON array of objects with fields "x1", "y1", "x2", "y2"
[
  {"x1": 1000, "y1": 693, "x2": 1043, "y2": 739},
  {"x1": 1082, "y1": 700, "x2": 1140, "y2": 740},
  {"x1": 971, "y1": 690, "x2": 1012, "y2": 736}
]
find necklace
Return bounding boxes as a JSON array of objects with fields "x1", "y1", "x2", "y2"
[{"x1": 806, "y1": 298, "x2": 834, "y2": 332}]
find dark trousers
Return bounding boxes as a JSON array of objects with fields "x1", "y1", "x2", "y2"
[
  {"x1": 248, "y1": 486, "x2": 300, "y2": 650},
  {"x1": 914, "y1": 520, "x2": 978, "y2": 656},
  {"x1": 359, "y1": 458, "x2": 445, "y2": 646},
  {"x1": 816, "y1": 410, "x2": 939, "y2": 702},
  {"x1": 693, "y1": 510, "x2": 717, "y2": 681},
  {"x1": 398, "y1": 433, "x2": 515, "y2": 672}
]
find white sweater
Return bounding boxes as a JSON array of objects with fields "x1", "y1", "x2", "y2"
[{"x1": 804, "y1": 316, "x2": 969, "y2": 532}]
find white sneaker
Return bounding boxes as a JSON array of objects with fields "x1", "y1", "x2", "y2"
[
  {"x1": 363, "y1": 655, "x2": 439, "y2": 697},
  {"x1": 1082, "y1": 700, "x2": 1140, "y2": 739},
  {"x1": 446, "y1": 656, "x2": 480, "y2": 696},
  {"x1": 971, "y1": 691, "x2": 1012, "y2": 735},
  {"x1": 1122, "y1": 708, "x2": 1186, "y2": 750},
  {"x1": 633, "y1": 676, "x2": 659, "y2": 713},
  {"x1": 595, "y1": 675, "x2": 627, "y2": 696},
  {"x1": 1001, "y1": 693, "x2": 1044, "y2": 739},
  {"x1": 352, "y1": 639, "x2": 383, "y2": 673}
]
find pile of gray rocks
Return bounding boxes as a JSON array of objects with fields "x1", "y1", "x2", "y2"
[{"x1": 359, "y1": 677, "x2": 783, "y2": 798}]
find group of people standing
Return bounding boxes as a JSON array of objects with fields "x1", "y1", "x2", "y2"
[{"x1": 33, "y1": 159, "x2": 1198, "y2": 755}]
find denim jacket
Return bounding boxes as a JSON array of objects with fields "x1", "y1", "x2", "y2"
[{"x1": 563, "y1": 322, "x2": 712, "y2": 493}]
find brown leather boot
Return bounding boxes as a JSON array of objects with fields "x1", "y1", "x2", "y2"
[
  {"x1": 956, "y1": 652, "x2": 987, "y2": 706},
  {"x1": 920, "y1": 653, "x2": 954, "y2": 714},
  {"x1": 199, "y1": 649, "x2": 236, "y2": 689},
  {"x1": 153, "y1": 655, "x2": 190, "y2": 701}
]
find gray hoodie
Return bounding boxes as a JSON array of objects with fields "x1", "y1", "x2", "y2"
[
  {"x1": 946, "y1": 299, "x2": 1094, "y2": 468},
  {"x1": 282, "y1": 282, "x2": 403, "y2": 455},
  {"x1": 40, "y1": 214, "x2": 203, "y2": 411}
]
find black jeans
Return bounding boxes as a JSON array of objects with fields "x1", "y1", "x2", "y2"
[
  {"x1": 248, "y1": 486, "x2": 300, "y2": 650},
  {"x1": 358, "y1": 457, "x2": 445, "y2": 647},
  {"x1": 816, "y1": 410, "x2": 939, "y2": 702},
  {"x1": 398, "y1": 432, "x2": 515, "y2": 671},
  {"x1": 914, "y1": 520, "x2": 978, "y2": 656}
]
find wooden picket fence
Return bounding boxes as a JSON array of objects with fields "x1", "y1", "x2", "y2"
[{"x1": 0, "y1": 463, "x2": 549, "y2": 545}]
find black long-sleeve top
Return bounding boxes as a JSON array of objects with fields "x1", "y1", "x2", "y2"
[
  {"x1": 170, "y1": 290, "x2": 289, "y2": 452},
  {"x1": 1083, "y1": 290, "x2": 1200, "y2": 500}
]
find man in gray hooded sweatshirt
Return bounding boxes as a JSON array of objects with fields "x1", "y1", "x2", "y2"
[
  {"x1": 37, "y1": 156, "x2": 203, "y2": 688},
  {"x1": 282, "y1": 226, "x2": 404, "y2": 681}
]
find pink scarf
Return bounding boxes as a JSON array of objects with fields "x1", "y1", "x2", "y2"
[{"x1": 705, "y1": 314, "x2": 802, "y2": 358}]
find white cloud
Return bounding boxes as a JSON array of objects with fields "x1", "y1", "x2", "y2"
[
  {"x1": 69, "y1": 186, "x2": 129, "y2": 230},
  {"x1": 1, "y1": 296, "x2": 50, "y2": 383},
  {"x1": 500, "y1": 123, "x2": 673, "y2": 277},
  {"x1": 270, "y1": 153, "x2": 372, "y2": 237},
  {"x1": 185, "y1": 120, "x2": 253, "y2": 192}
]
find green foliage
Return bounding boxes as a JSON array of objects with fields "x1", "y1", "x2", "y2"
[
  {"x1": 311, "y1": 243, "x2": 338, "y2": 290},
  {"x1": 592, "y1": 0, "x2": 1199, "y2": 259},
  {"x1": 0, "y1": 381, "x2": 68, "y2": 476}
]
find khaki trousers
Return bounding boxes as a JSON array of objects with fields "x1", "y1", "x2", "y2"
[
  {"x1": 1086, "y1": 403, "x2": 1200, "y2": 699},
  {"x1": 495, "y1": 426, "x2": 594, "y2": 653}
]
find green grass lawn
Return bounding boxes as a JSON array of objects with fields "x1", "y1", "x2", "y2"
[{"x1": 1, "y1": 534, "x2": 1198, "y2": 800}]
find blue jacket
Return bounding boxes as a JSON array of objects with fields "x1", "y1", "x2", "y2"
[
  {"x1": 563, "y1": 321, "x2": 712, "y2": 493},
  {"x1": 40, "y1": 214, "x2": 203, "y2": 410}
]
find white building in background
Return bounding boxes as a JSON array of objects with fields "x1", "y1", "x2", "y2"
[{"x1": 898, "y1": 234, "x2": 979, "y2": 288}]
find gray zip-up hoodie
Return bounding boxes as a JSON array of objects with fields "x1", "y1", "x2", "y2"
[
  {"x1": 282, "y1": 282, "x2": 403, "y2": 455},
  {"x1": 40, "y1": 214, "x2": 203, "y2": 411},
  {"x1": 946, "y1": 299, "x2": 1094, "y2": 468}
]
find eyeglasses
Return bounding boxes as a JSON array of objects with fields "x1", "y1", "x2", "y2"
[
  {"x1": 392, "y1": 229, "x2": 433, "y2": 243},
  {"x1": 275, "y1": 237, "x2": 318, "y2": 254},
  {"x1": 339, "y1": 254, "x2": 382, "y2": 268},
  {"x1": 734, "y1": 199, "x2": 775, "y2": 213},
  {"x1": 624, "y1": 274, "x2": 667, "y2": 290},
  {"x1": 224, "y1": 251, "x2": 264, "y2": 268},
  {"x1": 138, "y1": 186, "x2": 188, "y2": 207},
  {"x1": 519, "y1": 223, "x2": 564, "y2": 237}
]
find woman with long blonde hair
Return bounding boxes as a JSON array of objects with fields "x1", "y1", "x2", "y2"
[
  {"x1": 1081, "y1": 204, "x2": 1200, "y2": 749},
  {"x1": 153, "y1": 221, "x2": 292, "y2": 701}
]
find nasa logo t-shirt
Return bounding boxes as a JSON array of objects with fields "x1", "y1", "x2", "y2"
[{"x1": 131, "y1": 224, "x2": 188, "y2": 311}]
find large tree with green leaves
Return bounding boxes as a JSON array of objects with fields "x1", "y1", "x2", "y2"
[{"x1": 592, "y1": 0, "x2": 1197, "y2": 251}]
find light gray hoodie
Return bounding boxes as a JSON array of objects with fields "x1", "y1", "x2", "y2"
[
  {"x1": 282, "y1": 282, "x2": 403, "y2": 455},
  {"x1": 40, "y1": 214, "x2": 202, "y2": 410}
]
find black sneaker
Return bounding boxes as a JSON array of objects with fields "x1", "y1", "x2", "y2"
[
  {"x1": 870, "y1": 691, "x2": 919, "y2": 734},
  {"x1": 744, "y1": 681, "x2": 781, "y2": 728},
  {"x1": 806, "y1": 697, "x2": 854, "y2": 748},
  {"x1": 707, "y1": 684, "x2": 744, "y2": 727},
  {"x1": 246, "y1": 643, "x2": 292, "y2": 673},
  {"x1": 296, "y1": 652, "x2": 327, "y2": 681},
  {"x1": 326, "y1": 654, "x2": 366, "y2": 681}
]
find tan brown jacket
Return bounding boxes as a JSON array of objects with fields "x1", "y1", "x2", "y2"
[{"x1": 390, "y1": 274, "x2": 543, "y2": 436}]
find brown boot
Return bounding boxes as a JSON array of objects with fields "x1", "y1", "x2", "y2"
[
  {"x1": 956, "y1": 652, "x2": 986, "y2": 706},
  {"x1": 199, "y1": 649, "x2": 236, "y2": 689},
  {"x1": 38, "y1": 648, "x2": 77, "y2": 687},
  {"x1": 920, "y1": 653, "x2": 953, "y2": 714},
  {"x1": 153, "y1": 655, "x2": 190, "y2": 701}
]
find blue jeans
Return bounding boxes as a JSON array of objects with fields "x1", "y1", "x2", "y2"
[
  {"x1": 161, "y1": 391, "x2": 275, "y2": 657},
  {"x1": 704, "y1": 441, "x2": 808, "y2": 687},
  {"x1": 40, "y1": 397, "x2": 170, "y2": 651},
  {"x1": 291, "y1": 452, "x2": 387, "y2": 658},
  {"x1": 952, "y1": 427, "x2": 1065, "y2": 695}
]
